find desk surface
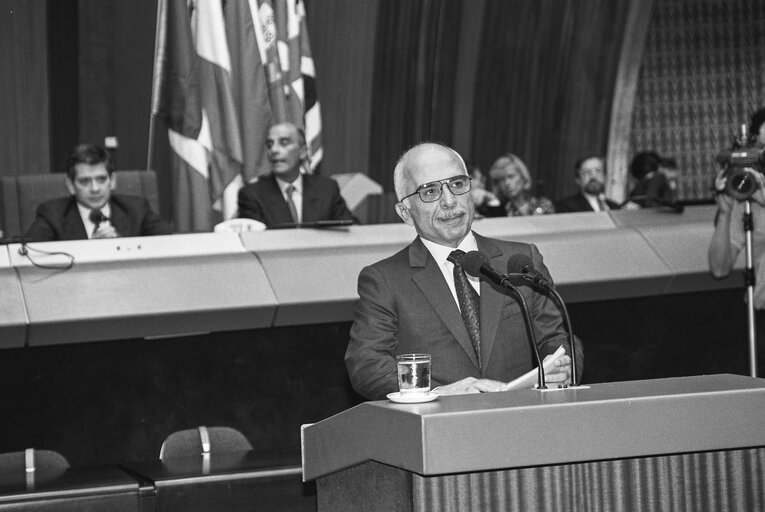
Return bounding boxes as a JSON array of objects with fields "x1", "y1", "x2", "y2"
[
  {"x1": 0, "y1": 206, "x2": 740, "y2": 345},
  {"x1": 301, "y1": 374, "x2": 765, "y2": 480}
]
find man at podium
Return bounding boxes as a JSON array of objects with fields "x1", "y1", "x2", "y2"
[{"x1": 345, "y1": 143, "x2": 583, "y2": 400}]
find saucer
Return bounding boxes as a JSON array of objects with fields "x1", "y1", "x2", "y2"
[{"x1": 387, "y1": 391, "x2": 440, "y2": 404}]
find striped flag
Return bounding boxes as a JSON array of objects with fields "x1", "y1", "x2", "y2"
[{"x1": 152, "y1": 0, "x2": 322, "y2": 231}]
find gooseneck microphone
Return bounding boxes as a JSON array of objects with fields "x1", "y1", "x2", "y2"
[
  {"x1": 506, "y1": 254, "x2": 578, "y2": 386},
  {"x1": 506, "y1": 254, "x2": 552, "y2": 291},
  {"x1": 462, "y1": 251, "x2": 547, "y2": 390}
]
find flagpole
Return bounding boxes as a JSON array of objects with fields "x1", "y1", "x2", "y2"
[{"x1": 147, "y1": 0, "x2": 167, "y2": 171}]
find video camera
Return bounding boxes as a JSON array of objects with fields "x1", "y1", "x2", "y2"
[{"x1": 716, "y1": 123, "x2": 765, "y2": 201}]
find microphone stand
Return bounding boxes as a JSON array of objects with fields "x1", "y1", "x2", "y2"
[
  {"x1": 498, "y1": 278, "x2": 547, "y2": 390},
  {"x1": 743, "y1": 199, "x2": 758, "y2": 377},
  {"x1": 506, "y1": 273, "x2": 579, "y2": 386}
]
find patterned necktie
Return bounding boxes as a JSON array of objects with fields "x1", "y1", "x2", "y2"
[
  {"x1": 447, "y1": 249, "x2": 481, "y2": 369},
  {"x1": 597, "y1": 196, "x2": 610, "y2": 212},
  {"x1": 285, "y1": 184, "x2": 299, "y2": 224}
]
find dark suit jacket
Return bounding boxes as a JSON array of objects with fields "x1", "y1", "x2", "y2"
[
  {"x1": 23, "y1": 194, "x2": 171, "y2": 242},
  {"x1": 554, "y1": 193, "x2": 619, "y2": 213},
  {"x1": 237, "y1": 173, "x2": 356, "y2": 228},
  {"x1": 345, "y1": 233, "x2": 584, "y2": 400}
]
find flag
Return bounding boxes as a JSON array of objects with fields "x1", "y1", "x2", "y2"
[
  {"x1": 152, "y1": 0, "x2": 322, "y2": 232},
  {"x1": 253, "y1": 0, "x2": 323, "y2": 172}
]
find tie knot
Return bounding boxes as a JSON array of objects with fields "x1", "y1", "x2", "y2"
[
  {"x1": 447, "y1": 249, "x2": 465, "y2": 266},
  {"x1": 285, "y1": 184, "x2": 295, "y2": 195}
]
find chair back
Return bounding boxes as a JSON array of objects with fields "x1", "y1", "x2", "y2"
[
  {"x1": 159, "y1": 426, "x2": 253, "y2": 461},
  {"x1": 0, "y1": 170, "x2": 160, "y2": 239},
  {"x1": 0, "y1": 449, "x2": 69, "y2": 489}
]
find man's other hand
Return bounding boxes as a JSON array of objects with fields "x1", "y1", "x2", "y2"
[{"x1": 436, "y1": 377, "x2": 506, "y2": 395}]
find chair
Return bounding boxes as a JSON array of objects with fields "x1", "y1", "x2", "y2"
[
  {"x1": 0, "y1": 170, "x2": 160, "y2": 239},
  {"x1": 0, "y1": 449, "x2": 69, "y2": 490},
  {"x1": 159, "y1": 426, "x2": 253, "y2": 462}
]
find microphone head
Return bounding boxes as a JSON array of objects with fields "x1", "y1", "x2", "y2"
[
  {"x1": 507, "y1": 253, "x2": 533, "y2": 274},
  {"x1": 89, "y1": 209, "x2": 106, "y2": 224},
  {"x1": 461, "y1": 250, "x2": 489, "y2": 278}
]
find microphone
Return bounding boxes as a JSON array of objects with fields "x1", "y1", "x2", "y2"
[
  {"x1": 89, "y1": 209, "x2": 108, "y2": 226},
  {"x1": 506, "y1": 254, "x2": 552, "y2": 292},
  {"x1": 462, "y1": 251, "x2": 547, "y2": 390},
  {"x1": 506, "y1": 254, "x2": 579, "y2": 386},
  {"x1": 462, "y1": 251, "x2": 513, "y2": 289}
]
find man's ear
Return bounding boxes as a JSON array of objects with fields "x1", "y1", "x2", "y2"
[
  {"x1": 395, "y1": 202, "x2": 413, "y2": 226},
  {"x1": 65, "y1": 178, "x2": 76, "y2": 196},
  {"x1": 109, "y1": 173, "x2": 117, "y2": 190}
]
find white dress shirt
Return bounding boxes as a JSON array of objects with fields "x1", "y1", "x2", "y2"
[{"x1": 421, "y1": 233, "x2": 480, "y2": 310}]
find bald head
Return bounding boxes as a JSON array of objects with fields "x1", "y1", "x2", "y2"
[
  {"x1": 266, "y1": 122, "x2": 307, "y2": 181},
  {"x1": 394, "y1": 143, "x2": 467, "y2": 201}
]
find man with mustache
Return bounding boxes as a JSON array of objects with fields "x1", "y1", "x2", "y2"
[
  {"x1": 554, "y1": 155, "x2": 619, "y2": 213},
  {"x1": 345, "y1": 143, "x2": 583, "y2": 400},
  {"x1": 237, "y1": 122, "x2": 356, "y2": 228}
]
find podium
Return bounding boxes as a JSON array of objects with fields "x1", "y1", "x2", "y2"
[{"x1": 301, "y1": 375, "x2": 765, "y2": 511}]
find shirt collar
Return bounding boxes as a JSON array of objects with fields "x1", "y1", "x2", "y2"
[
  {"x1": 275, "y1": 174, "x2": 303, "y2": 195},
  {"x1": 420, "y1": 232, "x2": 478, "y2": 266}
]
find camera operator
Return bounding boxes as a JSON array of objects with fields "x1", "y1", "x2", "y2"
[{"x1": 708, "y1": 107, "x2": 765, "y2": 372}]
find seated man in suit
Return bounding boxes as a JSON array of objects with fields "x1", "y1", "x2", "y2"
[
  {"x1": 24, "y1": 143, "x2": 171, "y2": 241},
  {"x1": 237, "y1": 122, "x2": 356, "y2": 228},
  {"x1": 345, "y1": 142, "x2": 583, "y2": 400},
  {"x1": 554, "y1": 155, "x2": 619, "y2": 213}
]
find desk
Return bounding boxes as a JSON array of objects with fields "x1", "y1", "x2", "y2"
[
  {"x1": 9, "y1": 233, "x2": 277, "y2": 346},
  {"x1": 0, "y1": 465, "x2": 139, "y2": 512},
  {"x1": 122, "y1": 451, "x2": 312, "y2": 512}
]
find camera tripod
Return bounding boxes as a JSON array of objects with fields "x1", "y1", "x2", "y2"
[{"x1": 742, "y1": 199, "x2": 758, "y2": 377}]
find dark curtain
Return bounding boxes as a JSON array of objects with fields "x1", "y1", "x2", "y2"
[
  {"x1": 472, "y1": 0, "x2": 631, "y2": 201},
  {"x1": 367, "y1": 0, "x2": 462, "y2": 193}
]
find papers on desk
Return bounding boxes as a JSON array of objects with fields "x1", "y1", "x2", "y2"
[{"x1": 503, "y1": 345, "x2": 566, "y2": 391}]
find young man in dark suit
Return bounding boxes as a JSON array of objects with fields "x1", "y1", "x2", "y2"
[
  {"x1": 24, "y1": 144, "x2": 171, "y2": 241},
  {"x1": 237, "y1": 122, "x2": 355, "y2": 228},
  {"x1": 554, "y1": 155, "x2": 619, "y2": 213},
  {"x1": 345, "y1": 143, "x2": 582, "y2": 400}
]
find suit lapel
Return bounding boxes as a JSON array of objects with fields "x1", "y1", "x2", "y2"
[
  {"x1": 109, "y1": 198, "x2": 131, "y2": 237},
  {"x1": 408, "y1": 238, "x2": 481, "y2": 370},
  {"x1": 63, "y1": 199, "x2": 88, "y2": 240},
  {"x1": 266, "y1": 175, "x2": 295, "y2": 224},
  {"x1": 301, "y1": 175, "x2": 319, "y2": 223},
  {"x1": 475, "y1": 234, "x2": 504, "y2": 370}
]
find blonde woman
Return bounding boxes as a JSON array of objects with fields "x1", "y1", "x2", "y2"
[{"x1": 488, "y1": 153, "x2": 554, "y2": 216}]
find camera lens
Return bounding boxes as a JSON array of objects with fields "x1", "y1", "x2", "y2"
[{"x1": 726, "y1": 169, "x2": 758, "y2": 200}]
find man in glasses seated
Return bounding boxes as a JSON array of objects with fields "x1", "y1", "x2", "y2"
[
  {"x1": 345, "y1": 142, "x2": 583, "y2": 400},
  {"x1": 23, "y1": 143, "x2": 171, "y2": 241}
]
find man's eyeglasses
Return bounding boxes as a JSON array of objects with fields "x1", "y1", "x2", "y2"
[{"x1": 401, "y1": 175, "x2": 472, "y2": 203}]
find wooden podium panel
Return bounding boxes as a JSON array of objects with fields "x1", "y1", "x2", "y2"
[{"x1": 302, "y1": 375, "x2": 765, "y2": 511}]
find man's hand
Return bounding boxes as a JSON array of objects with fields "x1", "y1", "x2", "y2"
[
  {"x1": 436, "y1": 377, "x2": 506, "y2": 395},
  {"x1": 544, "y1": 354, "x2": 572, "y2": 386},
  {"x1": 92, "y1": 223, "x2": 118, "y2": 239}
]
